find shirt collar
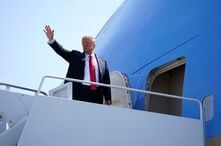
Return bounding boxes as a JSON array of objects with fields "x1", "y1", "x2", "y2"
[{"x1": 85, "y1": 53, "x2": 95, "y2": 58}]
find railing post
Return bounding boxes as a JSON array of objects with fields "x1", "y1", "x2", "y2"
[{"x1": 6, "y1": 85, "x2": 10, "y2": 91}]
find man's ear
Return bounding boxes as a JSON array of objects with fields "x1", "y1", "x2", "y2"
[{"x1": 93, "y1": 44, "x2": 96, "y2": 49}]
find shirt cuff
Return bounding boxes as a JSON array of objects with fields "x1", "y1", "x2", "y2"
[{"x1": 47, "y1": 39, "x2": 55, "y2": 44}]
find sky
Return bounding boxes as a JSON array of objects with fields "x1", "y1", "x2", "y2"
[{"x1": 0, "y1": 0, "x2": 124, "y2": 94}]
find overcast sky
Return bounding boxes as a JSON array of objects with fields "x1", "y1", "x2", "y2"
[{"x1": 0, "y1": 0, "x2": 124, "y2": 94}]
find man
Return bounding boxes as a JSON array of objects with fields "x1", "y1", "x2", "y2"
[{"x1": 43, "y1": 25, "x2": 111, "y2": 105}]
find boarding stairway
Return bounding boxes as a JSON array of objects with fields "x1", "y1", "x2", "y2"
[{"x1": 0, "y1": 73, "x2": 207, "y2": 146}]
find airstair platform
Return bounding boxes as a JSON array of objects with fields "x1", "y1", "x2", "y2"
[{"x1": 16, "y1": 95, "x2": 204, "y2": 146}]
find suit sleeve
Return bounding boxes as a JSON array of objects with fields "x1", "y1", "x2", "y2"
[
  {"x1": 103, "y1": 61, "x2": 112, "y2": 102},
  {"x1": 48, "y1": 40, "x2": 72, "y2": 62}
]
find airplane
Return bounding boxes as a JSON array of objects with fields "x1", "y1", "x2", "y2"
[
  {"x1": 0, "y1": 0, "x2": 220, "y2": 146},
  {"x1": 95, "y1": 0, "x2": 221, "y2": 145}
]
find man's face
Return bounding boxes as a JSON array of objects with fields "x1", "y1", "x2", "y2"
[{"x1": 82, "y1": 37, "x2": 95, "y2": 55}]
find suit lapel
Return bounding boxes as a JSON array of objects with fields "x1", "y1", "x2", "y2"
[{"x1": 95, "y1": 54, "x2": 102, "y2": 81}]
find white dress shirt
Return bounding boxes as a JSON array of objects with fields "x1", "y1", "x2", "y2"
[{"x1": 83, "y1": 53, "x2": 99, "y2": 86}]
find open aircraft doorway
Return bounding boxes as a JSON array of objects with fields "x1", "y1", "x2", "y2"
[{"x1": 145, "y1": 57, "x2": 186, "y2": 116}]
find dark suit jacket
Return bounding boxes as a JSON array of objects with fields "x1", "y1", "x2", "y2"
[{"x1": 49, "y1": 40, "x2": 111, "y2": 101}]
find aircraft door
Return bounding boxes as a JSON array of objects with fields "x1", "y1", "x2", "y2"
[{"x1": 110, "y1": 71, "x2": 133, "y2": 108}]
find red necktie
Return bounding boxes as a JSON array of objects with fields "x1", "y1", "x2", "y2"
[{"x1": 89, "y1": 55, "x2": 97, "y2": 90}]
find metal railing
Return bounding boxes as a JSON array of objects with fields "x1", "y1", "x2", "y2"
[
  {"x1": 36, "y1": 75, "x2": 203, "y2": 120},
  {"x1": 0, "y1": 83, "x2": 47, "y2": 96}
]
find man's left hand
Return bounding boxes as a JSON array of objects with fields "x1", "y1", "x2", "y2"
[{"x1": 105, "y1": 100, "x2": 112, "y2": 105}]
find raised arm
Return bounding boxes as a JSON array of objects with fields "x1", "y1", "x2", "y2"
[{"x1": 43, "y1": 25, "x2": 72, "y2": 62}]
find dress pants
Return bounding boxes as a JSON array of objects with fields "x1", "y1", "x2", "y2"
[{"x1": 75, "y1": 85, "x2": 103, "y2": 104}]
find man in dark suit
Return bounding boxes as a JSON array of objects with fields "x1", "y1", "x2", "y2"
[{"x1": 43, "y1": 25, "x2": 111, "y2": 105}]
